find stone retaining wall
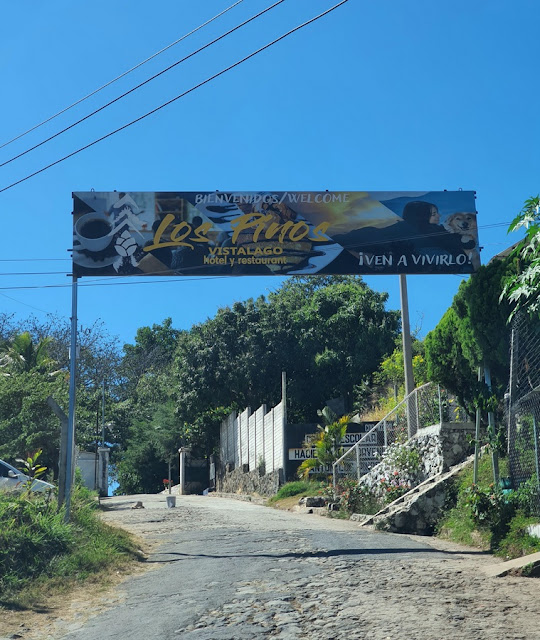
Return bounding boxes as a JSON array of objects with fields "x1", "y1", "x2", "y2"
[
  {"x1": 369, "y1": 455, "x2": 476, "y2": 535},
  {"x1": 216, "y1": 466, "x2": 283, "y2": 497},
  {"x1": 358, "y1": 422, "x2": 474, "y2": 500}
]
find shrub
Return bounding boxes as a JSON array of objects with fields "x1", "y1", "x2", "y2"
[
  {"x1": 333, "y1": 478, "x2": 382, "y2": 514},
  {"x1": 362, "y1": 441, "x2": 422, "y2": 503},
  {"x1": 379, "y1": 473, "x2": 413, "y2": 504}
]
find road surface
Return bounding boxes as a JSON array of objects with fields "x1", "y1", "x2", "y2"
[{"x1": 32, "y1": 493, "x2": 540, "y2": 639}]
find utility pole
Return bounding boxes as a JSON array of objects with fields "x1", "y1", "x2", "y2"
[
  {"x1": 399, "y1": 275, "x2": 416, "y2": 437},
  {"x1": 65, "y1": 275, "x2": 78, "y2": 522}
]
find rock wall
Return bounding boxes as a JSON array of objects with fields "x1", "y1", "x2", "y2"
[
  {"x1": 418, "y1": 422, "x2": 476, "y2": 470},
  {"x1": 357, "y1": 422, "x2": 474, "y2": 501},
  {"x1": 216, "y1": 466, "x2": 283, "y2": 497},
  {"x1": 368, "y1": 456, "x2": 475, "y2": 535}
]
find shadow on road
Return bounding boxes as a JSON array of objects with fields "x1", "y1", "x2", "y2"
[{"x1": 145, "y1": 546, "x2": 490, "y2": 563}]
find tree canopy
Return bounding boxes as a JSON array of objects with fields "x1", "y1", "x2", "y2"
[
  {"x1": 172, "y1": 276, "x2": 400, "y2": 426},
  {"x1": 424, "y1": 256, "x2": 517, "y2": 414},
  {"x1": 0, "y1": 278, "x2": 400, "y2": 494}
]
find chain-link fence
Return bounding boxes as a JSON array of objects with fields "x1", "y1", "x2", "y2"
[
  {"x1": 506, "y1": 312, "x2": 540, "y2": 515},
  {"x1": 333, "y1": 382, "x2": 469, "y2": 490}
]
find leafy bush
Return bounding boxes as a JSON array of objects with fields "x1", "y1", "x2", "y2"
[
  {"x1": 462, "y1": 483, "x2": 516, "y2": 548},
  {"x1": 436, "y1": 454, "x2": 540, "y2": 558},
  {"x1": 332, "y1": 478, "x2": 382, "y2": 515},
  {"x1": 382, "y1": 442, "x2": 421, "y2": 478},
  {"x1": 379, "y1": 473, "x2": 413, "y2": 504},
  {"x1": 364, "y1": 441, "x2": 422, "y2": 503}
]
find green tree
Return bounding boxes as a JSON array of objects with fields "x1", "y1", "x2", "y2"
[
  {"x1": 173, "y1": 276, "x2": 399, "y2": 430},
  {"x1": 375, "y1": 339, "x2": 428, "y2": 402},
  {"x1": 0, "y1": 318, "x2": 124, "y2": 477},
  {"x1": 0, "y1": 370, "x2": 67, "y2": 474},
  {"x1": 501, "y1": 195, "x2": 540, "y2": 317},
  {"x1": 120, "y1": 318, "x2": 180, "y2": 396},
  {"x1": 424, "y1": 256, "x2": 517, "y2": 414},
  {"x1": 0, "y1": 332, "x2": 55, "y2": 374}
]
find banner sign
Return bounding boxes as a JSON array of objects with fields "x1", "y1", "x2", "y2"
[{"x1": 72, "y1": 191, "x2": 479, "y2": 277}]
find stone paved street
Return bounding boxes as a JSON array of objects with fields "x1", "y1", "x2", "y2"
[{"x1": 26, "y1": 494, "x2": 540, "y2": 640}]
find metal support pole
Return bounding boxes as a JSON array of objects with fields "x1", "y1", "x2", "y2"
[
  {"x1": 281, "y1": 371, "x2": 287, "y2": 483},
  {"x1": 438, "y1": 385, "x2": 443, "y2": 424},
  {"x1": 473, "y1": 367, "x2": 482, "y2": 485},
  {"x1": 399, "y1": 275, "x2": 415, "y2": 437},
  {"x1": 507, "y1": 327, "x2": 517, "y2": 456},
  {"x1": 101, "y1": 380, "x2": 106, "y2": 446},
  {"x1": 532, "y1": 417, "x2": 540, "y2": 490},
  {"x1": 65, "y1": 276, "x2": 78, "y2": 522},
  {"x1": 484, "y1": 364, "x2": 500, "y2": 486},
  {"x1": 356, "y1": 444, "x2": 361, "y2": 482},
  {"x1": 178, "y1": 448, "x2": 185, "y2": 495}
]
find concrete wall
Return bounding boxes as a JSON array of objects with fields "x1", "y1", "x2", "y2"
[
  {"x1": 75, "y1": 448, "x2": 109, "y2": 496},
  {"x1": 220, "y1": 401, "x2": 285, "y2": 474}
]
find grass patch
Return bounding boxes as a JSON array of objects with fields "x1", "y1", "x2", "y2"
[
  {"x1": 0, "y1": 484, "x2": 144, "y2": 610},
  {"x1": 267, "y1": 481, "x2": 324, "y2": 504},
  {"x1": 436, "y1": 504, "x2": 491, "y2": 550},
  {"x1": 495, "y1": 512, "x2": 540, "y2": 559}
]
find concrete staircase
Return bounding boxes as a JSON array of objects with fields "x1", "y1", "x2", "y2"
[{"x1": 354, "y1": 453, "x2": 476, "y2": 535}]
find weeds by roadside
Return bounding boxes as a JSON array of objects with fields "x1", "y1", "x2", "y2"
[
  {"x1": 266, "y1": 480, "x2": 325, "y2": 504},
  {"x1": 0, "y1": 482, "x2": 144, "y2": 610},
  {"x1": 436, "y1": 454, "x2": 540, "y2": 559}
]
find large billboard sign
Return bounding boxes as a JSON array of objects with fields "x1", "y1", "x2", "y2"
[{"x1": 72, "y1": 191, "x2": 479, "y2": 277}]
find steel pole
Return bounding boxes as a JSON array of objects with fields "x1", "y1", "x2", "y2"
[
  {"x1": 484, "y1": 364, "x2": 500, "y2": 486},
  {"x1": 473, "y1": 367, "x2": 482, "y2": 485},
  {"x1": 399, "y1": 275, "x2": 416, "y2": 437},
  {"x1": 65, "y1": 275, "x2": 78, "y2": 522},
  {"x1": 101, "y1": 380, "x2": 106, "y2": 446}
]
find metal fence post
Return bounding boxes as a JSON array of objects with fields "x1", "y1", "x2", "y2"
[
  {"x1": 415, "y1": 388, "x2": 420, "y2": 432},
  {"x1": 356, "y1": 444, "x2": 361, "y2": 482},
  {"x1": 473, "y1": 367, "x2": 482, "y2": 485},
  {"x1": 533, "y1": 416, "x2": 540, "y2": 488}
]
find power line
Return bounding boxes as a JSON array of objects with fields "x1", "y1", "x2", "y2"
[
  {"x1": 0, "y1": 0, "x2": 244, "y2": 152},
  {"x1": 0, "y1": 291, "x2": 50, "y2": 314},
  {"x1": 0, "y1": 0, "x2": 350, "y2": 195},
  {"x1": 0, "y1": 275, "x2": 230, "y2": 291},
  {"x1": 0, "y1": 0, "x2": 286, "y2": 170}
]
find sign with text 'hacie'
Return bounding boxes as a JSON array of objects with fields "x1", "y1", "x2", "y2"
[{"x1": 72, "y1": 191, "x2": 479, "y2": 277}]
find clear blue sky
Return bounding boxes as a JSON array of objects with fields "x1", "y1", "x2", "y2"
[{"x1": 0, "y1": 0, "x2": 536, "y2": 347}]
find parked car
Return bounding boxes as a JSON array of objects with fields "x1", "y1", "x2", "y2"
[{"x1": 0, "y1": 458, "x2": 55, "y2": 493}]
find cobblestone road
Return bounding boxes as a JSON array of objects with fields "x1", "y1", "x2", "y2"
[{"x1": 30, "y1": 494, "x2": 540, "y2": 639}]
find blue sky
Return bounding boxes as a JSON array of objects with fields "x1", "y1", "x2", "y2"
[{"x1": 0, "y1": 0, "x2": 536, "y2": 347}]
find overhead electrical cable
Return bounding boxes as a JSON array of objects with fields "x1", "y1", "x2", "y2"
[
  {"x1": 0, "y1": 0, "x2": 286, "y2": 169},
  {"x1": 0, "y1": 276, "x2": 231, "y2": 291},
  {"x1": 0, "y1": 0, "x2": 244, "y2": 151},
  {"x1": 0, "y1": 291, "x2": 50, "y2": 313},
  {"x1": 0, "y1": 0, "x2": 350, "y2": 194}
]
